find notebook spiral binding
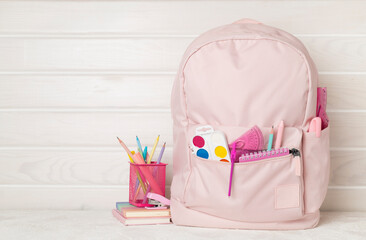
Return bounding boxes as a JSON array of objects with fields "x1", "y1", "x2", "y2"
[{"x1": 239, "y1": 148, "x2": 289, "y2": 163}]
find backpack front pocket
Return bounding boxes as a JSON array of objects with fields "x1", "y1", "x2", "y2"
[
  {"x1": 184, "y1": 153, "x2": 304, "y2": 222},
  {"x1": 183, "y1": 125, "x2": 304, "y2": 222}
]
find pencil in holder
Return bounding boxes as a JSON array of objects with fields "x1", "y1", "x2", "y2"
[{"x1": 129, "y1": 161, "x2": 167, "y2": 207}]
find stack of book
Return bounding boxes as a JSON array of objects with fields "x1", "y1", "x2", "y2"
[{"x1": 112, "y1": 202, "x2": 171, "y2": 226}]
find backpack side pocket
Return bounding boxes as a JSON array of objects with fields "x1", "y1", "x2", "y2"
[{"x1": 303, "y1": 126, "x2": 330, "y2": 213}]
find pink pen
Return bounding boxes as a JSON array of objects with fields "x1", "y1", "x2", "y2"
[
  {"x1": 228, "y1": 143, "x2": 236, "y2": 197},
  {"x1": 275, "y1": 120, "x2": 284, "y2": 150},
  {"x1": 309, "y1": 117, "x2": 322, "y2": 138}
]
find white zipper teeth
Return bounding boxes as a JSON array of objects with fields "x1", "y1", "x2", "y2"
[
  {"x1": 239, "y1": 148, "x2": 289, "y2": 162},
  {"x1": 234, "y1": 153, "x2": 293, "y2": 166}
]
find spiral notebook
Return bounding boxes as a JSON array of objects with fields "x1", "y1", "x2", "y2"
[{"x1": 239, "y1": 148, "x2": 290, "y2": 163}]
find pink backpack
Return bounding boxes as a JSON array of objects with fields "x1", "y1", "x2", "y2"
[{"x1": 170, "y1": 19, "x2": 330, "y2": 230}]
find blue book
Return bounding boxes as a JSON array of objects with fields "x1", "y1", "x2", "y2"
[{"x1": 116, "y1": 202, "x2": 134, "y2": 211}]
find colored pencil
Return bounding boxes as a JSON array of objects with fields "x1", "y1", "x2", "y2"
[
  {"x1": 156, "y1": 142, "x2": 166, "y2": 164},
  {"x1": 267, "y1": 126, "x2": 274, "y2": 151},
  {"x1": 117, "y1": 137, "x2": 147, "y2": 194},
  {"x1": 142, "y1": 142, "x2": 166, "y2": 204},
  {"x1": 147, "y1": 135, "x2": 160, "y2": 164},
  {"x1": 143, "y1": 146, "x2": 147, "y2": 161},
  {"x1": 275, "y1": 121, "x2": 284, "y2": 150},
  {"x1": 136, "y1": 136, "x2": 144, "y2": 159},
  {"x1": 117, "y1": 137, "x2": 136, "y2": 162},
  {"x1": 134, "y1": 151, "x2": 150, "y2": 194}
]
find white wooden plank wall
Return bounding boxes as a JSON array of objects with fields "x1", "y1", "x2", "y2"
[{"x1": 0, "y1": 0, "x2": 365, "y2": 211}]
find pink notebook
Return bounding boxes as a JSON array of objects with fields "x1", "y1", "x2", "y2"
[
  {"x1": 317, "y1": 87, "x2": 329, "y2": 129},
  {"x1": 239, "y1": 148, "x2": 290, "y2": 163},
  {"x1": 112, "y1": 209, "x2": 171, "y2": 226}
]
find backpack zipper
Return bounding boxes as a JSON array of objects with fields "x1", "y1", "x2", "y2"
[
  {"x1": 289, "y1": 148, "x2": 301, "y2": 157},
  {"x1": 290, "y1": 148, "x2": 302, "y2": 176}
]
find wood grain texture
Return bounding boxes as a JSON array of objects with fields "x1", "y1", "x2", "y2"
[
  {"x1": 0, "y1": 1, "x2": 365, "y2": 34},
  {"x1": 0, "y1": 112, "x2": 364, "y2": 148},
  {"x1": 320, "y1": 74, "x2": 366, "y2": 110},
  {"x1": 0, "y1": 186, "x2": 135, "y2": 210},
  {"x1": 330, "y1": 150, "x2": 366, "y2": 186},
  {"x1": 0, "y1": 74, "x2": 365, "y2": 110},
  {"x1": 0, "y1": 37, "x2": 365, "y2": 72},
  {"x1": 0, "y1": 112, "x2": 172, "y2": 147},
  {"x1": 301, "y1": 37, "x2": 366, "y2": 72},
  {"x1": 0, "y1": 75, "x2": 174, "y2": 108},
  {"x1": 322, "y1": 187, "x2": 366, "y2": 211},
  {"x1": 329, "y1": 112, "x2": 366, "y2": 148},
  {"x1": 0, "y1": 186, "x2": 363, "y2": 211},
  {"x1": 0, "y1": 148, "x2": 362, "y2": 187},
  {"x1": 0, "y1": 38, "x2": 186, "y2": 72},
  {"x1": 0, "y1": 148, "x2": 174, "y2": 185}
]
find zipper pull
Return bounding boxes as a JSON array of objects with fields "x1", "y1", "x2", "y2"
[
  {"x1": 290, "y1": 148, "x2": 301, "y2": 157},
  {"x1": 290, "y1": 148, "x2": 301, "y2": 176}
]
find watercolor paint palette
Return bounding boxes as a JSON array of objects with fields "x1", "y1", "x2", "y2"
[{"x1": 191, "y1": 125, "x2": 230, "y2": 162}]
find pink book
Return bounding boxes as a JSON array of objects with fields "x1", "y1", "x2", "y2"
[
  {"x1": 317, "y1": 87, "x2": 329, "y2": 129},
  {"x1": 112, "y1": 209, "x2": 171, "y2": 226},
  {"x1": 121, "y1": 207, "x2": 170, "y2": 218}
]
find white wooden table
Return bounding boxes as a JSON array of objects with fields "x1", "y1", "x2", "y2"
[{"x1": 0, "y1": 211, "x2": 365, "y2": 240}]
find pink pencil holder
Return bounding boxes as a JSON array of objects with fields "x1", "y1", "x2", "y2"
[{"x1": 129, "y1": 162, "x2": 167, "y2": 207}]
